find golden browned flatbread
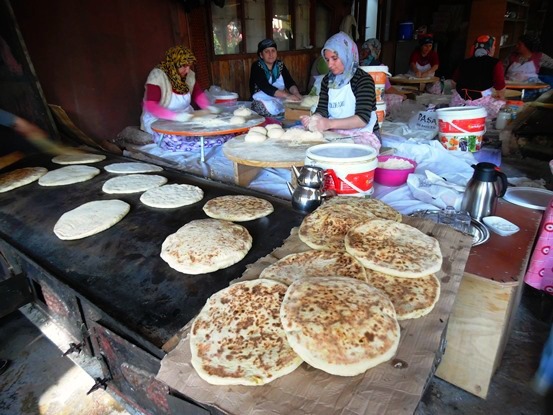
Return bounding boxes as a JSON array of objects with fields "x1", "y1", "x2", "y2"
[
  {"x1": 0, "y1": 167, "x2": 47, "y2": 193},
  {"x1": 345, "y1": 219, "x2": 443, "y2": 278},
  {"x1": 203, "y1": 195, "x2": 273, "y2": 222},
  {"x1": 280, "y1": 276, "x2": 399, "y2": 376},
  {"x1": 365, "y1": 269, "x2": 441, "y2": 320},
  {"x1": 259, "y1": 250, "x2": 367, "y2": 285},
  {"x1": 325, "y1": 196, "x2": 402, "y2": 222},
  {"x1": 190, "y1": 279, "x2": 303, "y2": 385},
  {"x1": 160, "y1": 219, "x2": 252, "y2": 274}
]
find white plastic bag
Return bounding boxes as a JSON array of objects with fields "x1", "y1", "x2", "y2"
[
  {"x1": 408, "y1": 110, "x2": 438, "y2": 133},
  {"x1": 406, "y1": 170, "x2": 465, "y2": 210}
]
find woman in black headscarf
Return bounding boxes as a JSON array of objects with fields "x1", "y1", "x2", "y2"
[{"x1": 249, "y1": 39, "x2": 302, "y2": 117}]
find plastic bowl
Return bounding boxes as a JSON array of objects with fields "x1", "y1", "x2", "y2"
[
  {"x1": 482, "y1": 216, "x2": 520, "y2": 236},
  {"x1": 374, "y1": 155, "x2": 417, "y2": 186}
]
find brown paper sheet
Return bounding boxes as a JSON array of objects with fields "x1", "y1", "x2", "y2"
[{"x1": 157, "y1": 216, "x2": 473, "y2": 415}]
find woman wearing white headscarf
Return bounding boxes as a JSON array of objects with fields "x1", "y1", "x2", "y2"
[{"x1": 301, "y1": 32, "x2": 380, "y2": 151}]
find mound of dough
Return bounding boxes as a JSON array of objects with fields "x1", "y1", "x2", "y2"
[
  {"x1": 52, "y1": 153, "x2": 106, "y2": 165},
  {"x1": 140, "y1": 184, "x2": 204, "y2": 208},
  {"x1": 265, "y1": 123, "x2": 283, "y2": 130},
  {"x1": 280, "y1": 276, "x2": 400, "y2": 376},
  {"x1": 229, "y1": 115, "x2": 246, "y2": 125},
  {"x1": 39, "y1": 166, "x2": 100, "y2": 186},
  {"x1": 203, "y1": 195, "x2": 273, "y2": 221},
  {"x1": 244, "y1": 131, "x2": 267, "y2": 143},
  {"x1": 301, "y1": 95, "x2": 319, "y2": 108},
  {"x1": 104, "y1": 162, "x2": 163, "y2": 174},
  {"x1": 0, "y1": 167, "x2": 47, "y2": 193},
  {"x1": 280, "y1": 128, "x2": 324, "y2": 142},
  {"x1": 233, "y1": 106, "x2": 252, "y2": 117},
  {"x1": 267, "y1": 128, "x2": 285, "y2": 139},
  {"x1": 249, "y1": 126, "x2": 267, "y2": 135},
  {"x1": 190, "y1": 279, "x2": 303, "y2": 385},
  {"x1": 54, "y1": 200, "x2": 130, "y2": 240},
  {"x1": 102, "y1": 174, "x2": 167, "y2": 194},
  {"x1": 160, "y1": 218, "x2": 252, "y2": 274}
]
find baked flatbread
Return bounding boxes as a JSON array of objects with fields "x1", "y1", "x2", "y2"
[
  {"x1": 102, "y1": 174, "x2": 167, "y2": 194},
  {"x1": 325, "y1": 197, "x2": 402, "y2": 222},
  {"x1": 203, "y1": 195, "x2": 274, "y2": 222},
  {"x1": 53, "y1": 200, "x2": 130, "y2": 240},
  {"x1": 280, "y1": 276, "x2": 400, "y2": 376},
  {"x1": 0, "y1": 167, "x2": 47, "y2": 193},
  {"x1": 38, "y1": 165, "x2": 100, "y2": 186},
  {"x1": 345, "y1": 219, "x2": 443, "y2": 278},
  {"x1": 298, "y1": 203, "x2": 376, "y2": 251},
  {"x1": 140, "y1": 184, "x2": 204, "y2": 208},
  {"x1": 160, "y1": 218, "x2": 252, "y2": 274},
  {"x1": 259, "y1": 250, "x2": 367, "y2": 285},
  {"x1": 365, "y1": 269, "x2": 441, "y2": 320},
  {"x1": 104, "y1": 162, "x2": 163, "y2": 174},
  {"x1": 190, "y1": 279, "x2": 302, "y2": 385},
  {"x1": 51, "y1": 153, "x2": 106, "y2": 165}
]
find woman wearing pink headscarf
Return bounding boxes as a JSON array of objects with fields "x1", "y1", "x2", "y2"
[{"x1": 450, "y1": 35, "x2": 506, "y2": 119}]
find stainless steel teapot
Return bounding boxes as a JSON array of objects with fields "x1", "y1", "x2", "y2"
[
  {"x1": 291, "y1": 165, "x2": 326, "y2": 189},
  {"x1": 286, "y1": 182, "x2": 336, "y2": 212},
  {"x1": 461, "y1": 162, "x2": 508, "y2": 220}
]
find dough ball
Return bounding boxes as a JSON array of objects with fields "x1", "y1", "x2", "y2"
[
  {"x1": 244, "y1": 131, "x2": 267, "y2": 143},
  {"x1": 267, "y1": 128, "x2": 285, "y2": 139},
  {"x1": 308, "y1": 114, "x2": 323, "y2": 132},
  {"x1": 234, "y1": 106, "x2": 252, "y2": 117},
  {"x1": 249, "y1": 126, "x2": 267, "y2": 135},
  {"x1": 230, "y1": 116, "x2": 246, "y2": 125},
  {"x1": 265, "y1": 123, "x2": 283, "y2": 130}
]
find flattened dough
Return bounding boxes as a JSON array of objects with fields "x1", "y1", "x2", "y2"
[
  {"x1": 39, "y1": 165, "x2": 100, "y2": 186},
  {"x1": 140, "y1": 184, "x2": 204, "y2": 208},
  {"x1": 102, "y1": 174, "x2": 167, "y2": 194},
  {"x1": 104, "y1": 162, "x2": 163, "y2": 174},
  {"x1": 0, "y1": 167, "x2": 47, "y2": 193},
  {"x1": 52, "y1": 153, "x2": 106, "y2": 165}
]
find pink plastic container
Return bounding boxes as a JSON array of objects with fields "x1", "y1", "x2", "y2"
[{"x1": 374, "y1": 155, "x2": 417, "y2": 186}]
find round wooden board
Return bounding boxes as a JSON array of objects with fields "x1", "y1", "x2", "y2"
[
  {"x1": 151, "y1": 114, "x2": 265, "y2": 137},
  {"x1": 389, "y1": 76, "x2": 439, "y2": 85}
]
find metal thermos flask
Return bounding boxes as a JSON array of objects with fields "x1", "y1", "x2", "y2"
[{"x1": 461, "y1": 162, "x2": 508, "y2": 220}]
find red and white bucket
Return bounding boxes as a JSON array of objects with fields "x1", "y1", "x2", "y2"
[
  {"x1": 305, "y1": 143, "x2": 378, "y2": 196},
  {"x1": 213, "y1": 92, "x2": 239, "y2": 105},
  {"x1": 361, "y1": 65, "x2": 390, "y2": 103},
  {"x1": 436, "y1": 106, "x2": 487, "y2": 152}
]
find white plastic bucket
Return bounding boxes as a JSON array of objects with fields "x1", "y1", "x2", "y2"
[
  {"x1": 305, "y1": 143, "x2": 378, "y2": 196},
  {"x1": 360, "y1": 66, "x2": 390, "y2": 103},
  {"x1": 376, "y1": 102, "x2": 387, "y2": 129},
  {"x1": 436, "y1": 106, "x2": 487, "y2": 152}
]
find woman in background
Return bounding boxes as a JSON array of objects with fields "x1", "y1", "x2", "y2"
[
  {"x1": 450, "y1": 35, "x2": 506, "y2": 119},
  {"x1": 408, "y1": 34, "x2": 441, "y2": 93},
  {"x1": 249, "y1": 39, "x2": 302, "y2": 117},
  {"x1": 505, "y1": 33, "x2": 553, "y2": 82},
  {"x1": 301, "y1": 32, "x2": 380, "y2": 151}
]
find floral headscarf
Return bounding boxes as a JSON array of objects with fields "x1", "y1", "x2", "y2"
[
  {"x1": 361, "y1": 38, "x2": 382, "y2": 63},
  {"x1": 470, "y1": 35, "x2": 495, "y2": 57},
  {"x1": 157, "y1": 45, "x2": 197, "y2": 94},
  {"x1": 322, "y1": 32, "x2": 359, "y2": 89}
]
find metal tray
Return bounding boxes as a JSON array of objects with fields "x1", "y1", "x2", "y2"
[{"x1": 409, "y1": 210, "x2": 490, "y2": 246}]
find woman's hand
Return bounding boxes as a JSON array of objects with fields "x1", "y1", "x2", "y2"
[
  {"x1": 286, "y1": 92, "x2": 301, "y2": 102},
  {"x1": 301, "y1": 114, "x2": 329, "y2": 132}
]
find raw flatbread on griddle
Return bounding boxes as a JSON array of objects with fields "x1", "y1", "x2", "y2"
[
  {"x1": 190, "y1": 279, "x2": 302, "y2": 385},
  {"x1": 53, "y1": 200, "x2": 130, "y2": 240},
  {"x1": 325, "y1": 196, "x2": 402, "y2": 222},
  {"x1": 365, "y1": 269, "x2": 441, "y2": 320},
  {"x1": 203, "y1": 195, "x2": 274, "y2": 221},
  {"x1": 104, "y1": 162, "x2": 163, "y2": 174},
  {"x1": 345, "y1": 219, "x2": 443, "y2": 278},
  {"x1": 0, "y1": 167, "x2": 47, "y2": 193},
  {"x1": 298, "y1": 202, "x2": 376, "y2": 251},
  {"x1": 280, "y1": 276, "x2": 400, "y2": 376},
  {"x1": 259, "y1": 250, "x2": 367, "y2": 286},
  {"x1": 51, "y1": 153, "x2": 106, "y2": 165},
  {"x1": 38, "y1": 165, "x2": 100, "y2": 186},
  {"x1": 102, "y1": 174, "x2": 167, "y2": 194},
  {"x1": 160, "y1": 218, "x2": 252, "y2": 274},
  {"x1": 140, "y1": 184, "x2": 204, "y2": 208}
]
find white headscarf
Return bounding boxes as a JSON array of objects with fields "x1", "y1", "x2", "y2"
[{"x1": 322, "y1": 32, "x2": 359, "y2": 89}]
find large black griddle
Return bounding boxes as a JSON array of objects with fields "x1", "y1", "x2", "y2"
[{"x1": 0, "y1": 153, "x2": 304, "y2": 350}]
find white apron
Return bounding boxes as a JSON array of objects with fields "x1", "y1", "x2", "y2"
[
  {"x1": 408, "y1": 62, "x2": 435, "y2": 77},
  {"x1": 328, "y1": 84, "x2": 377, "y2": 133},
  {"x1": 141, "y1": 91, "x2": 193, "y2": 134},
  {"x1": 252, "y1": 75, "x2": 286, "y2": 115},
  {"x1": 506, "y1": 60, "x2": 539, "y2": 82}
]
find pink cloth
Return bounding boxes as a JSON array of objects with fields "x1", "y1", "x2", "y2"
[
  {"x1": 524, "y1": 198, "x2": 553, "y2": 295},
  {"x1": 334, "y1": 128, "x2": 381, "y2": 152},
  {"x1": 449, "y1": 90, "x2": 506, "y2": 119}
]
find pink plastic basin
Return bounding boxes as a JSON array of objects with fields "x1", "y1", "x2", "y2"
[{"x1": 374, "y1": 155, "x2": 417, "y2": 186}]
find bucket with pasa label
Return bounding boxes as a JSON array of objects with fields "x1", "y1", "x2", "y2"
[
  {"x1": 376, "y1": 102, "x2": 387, "y2": 129},
  {"x1": 360, "y1": 66, "x2": 390, "y2": 103},
  {"x1": 304, "y1": 143, "x2": 378, "y2": 196},
  {"x1": 436, "y1": 106, "x2": 487, "y2": 152}
]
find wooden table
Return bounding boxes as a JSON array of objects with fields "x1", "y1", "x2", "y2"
[
  {"x1": 435, "y1": 199, "x2": 543, "y2": 398},
  {"x1": 151, "y1": 114, "x2": 264, "y2": 162},
  {"x1": 389, "y1": 75, "x2": 439, "y2": 91},
  {"x1": 505, "y1": 81, "x2": 549, "y2": 100}
]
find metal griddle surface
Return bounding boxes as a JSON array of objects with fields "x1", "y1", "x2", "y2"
[{"x1": 0, "y1": 153, "x2": 305, "y2": 349}]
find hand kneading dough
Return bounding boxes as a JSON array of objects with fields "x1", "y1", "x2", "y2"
[
  {"x1": 229, "y1": 115, "x2": 246, "y2": 125},
  {"x1": 249, "y1": 126, "x2": 267, "y2": 135},
  {"x1": 245, "y1": 131, "x2": 267, "y2": 143},
  {"x1": 267, "y1": 128, "x2": 285, "y2": 139},
  {"x1": 54, "y1": 200, "x2": 130, "y2": 240},
  {"x1": 233, "y1": 106, "x2": 252, "y2": 117},
  {"x1": 265, "y1": 123, "x2": 283, "y2": 130}
]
